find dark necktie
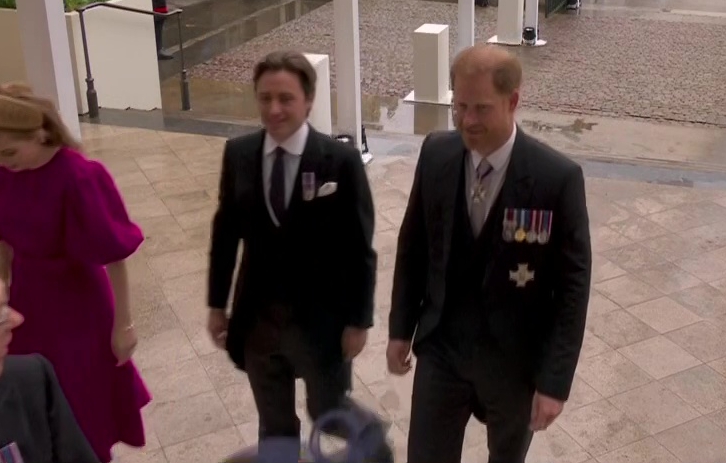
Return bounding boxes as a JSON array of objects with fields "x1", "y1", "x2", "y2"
[
  {"x1": 471, "y1": 160, "x2": 494, "y2": 235},
  {"x1": 270, "y1": 147, "x2": 286, "y2": 222}
]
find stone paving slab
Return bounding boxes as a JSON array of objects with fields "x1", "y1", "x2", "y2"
[
  {"x1": 188, "y1": 0, "x2": 726, "y2": 128},
  {"x1": 70, "y1": 123, "x2": 726, "y2": 463}
]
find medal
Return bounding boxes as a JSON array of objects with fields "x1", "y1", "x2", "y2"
[
  {"x1": 503, "y1": 226, "x2": 515, "y2": 242},
  {"x1": 301, "y1": 172, "x2": 316, "y2": 201},
  {"x1": 514, "y1": 209, "x2": 526, "y2": 242},
  {"x1": 514, "y1": 229, "x2": 526, "y2": 242},
  {"x1": 537, "y1": 231, "x2": 549, "y2": 244},
  {"x1": 509, "y1": 263, "x2": 535, "y2": 288},
  {"x1": 526, "y1": 210, "x2": 538, "y2": 243},
  {"x1": 471, "y1": 185, "x2": 486, "y2": 203},
  {"x1": 537, "y1": 210, "x2": 553, "y2": 244},
  {"x1": 502, "y1": 208, "x2": 516, "y2": 242}
]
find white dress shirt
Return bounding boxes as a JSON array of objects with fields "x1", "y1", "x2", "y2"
[
  {"x1": 466, "y1": 124, "x2": 517, "y2": 234},
  {"x1": 262, "y1": 123, "x2": 309, "y2": 226}
]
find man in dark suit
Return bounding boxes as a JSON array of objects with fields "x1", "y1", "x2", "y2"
[
  {"x1": 0, "y1": 280, "x2": 98, "y2": 463},
  {"x1": 387, "y1": 44, "x2": 592, "y2": 463},
  {"x1": 207, "y1": 50, "x2": 392, "y2": 461}
]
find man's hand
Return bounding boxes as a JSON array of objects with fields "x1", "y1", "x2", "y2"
[
  {"x1": 342, "y1": 326, "x2": 368, "y2": 360},
  {"x1": 530, "y1": 391, "x2": 564, "y2": 431},
  {"x1": 207, "y1": 310, "x2": 229, "y2": 350},
  {"x1": 386, "y1": 339, "x2": 412, "y2": 375}
]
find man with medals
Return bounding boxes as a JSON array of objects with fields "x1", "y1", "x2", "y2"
[{"x1": 387, "y1": 45, "x2": 592, "y2": 463}]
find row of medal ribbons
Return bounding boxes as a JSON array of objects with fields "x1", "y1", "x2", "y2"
[{"x1": 502, "y1": 208, "x2": 553, "y2": 244}]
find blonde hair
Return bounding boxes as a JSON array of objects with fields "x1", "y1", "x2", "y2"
[{"x1": 0, "y1": 82, "x2": 81, "y2": 150}]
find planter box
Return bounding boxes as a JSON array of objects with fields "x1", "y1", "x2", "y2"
[{"x1": 0, "y1": 0, "x2": 162, "y2": 115}]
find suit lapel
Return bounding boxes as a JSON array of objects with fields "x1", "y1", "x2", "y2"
[
  {"x1": 244, "y1": 130, "x2": 265, "y2": 210},
  {"x1": 439, "y1": 137, "x2": 467, "y2": 274},
  {"x1": 281, "y1": 127, "x2": 327, "y2": 227},
  {"x1": 481, "y1": 130, "x2": 534, "y2": 288}
]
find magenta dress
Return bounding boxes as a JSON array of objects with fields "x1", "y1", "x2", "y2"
[{"x1": 0, "y1": 147, "x2": 151, "y2": 462}]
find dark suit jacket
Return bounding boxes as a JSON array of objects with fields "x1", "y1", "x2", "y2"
[
  {"x1": 207, "y1": 126, "x2": 377, "y2": 370},
  {"x1": 390, "y1": 128, "x2": 592, "y2": 401},
  {"x1": 0, "y1": 354, "x2": 98, "y2": 463}
]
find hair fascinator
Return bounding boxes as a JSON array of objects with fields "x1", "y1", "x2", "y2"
[{"x1": 0, "y1": 83, "x2": 45, "y2": 131}]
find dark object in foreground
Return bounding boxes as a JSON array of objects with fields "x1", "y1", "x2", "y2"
[
  {"x1": 0, "y1": 355, "x2": 99, "y2": 463},
  {"x1": 222, "y1": 406, "x2": 393, "y2": 463}
]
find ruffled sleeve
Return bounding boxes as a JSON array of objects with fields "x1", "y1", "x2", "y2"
[{"x1": 64, "y1": 159, "x2": 144, "y2": 265}]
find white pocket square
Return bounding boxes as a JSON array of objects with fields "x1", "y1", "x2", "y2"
[{"x1": 317, "y1": 182, "x2": 338, "y2": 197}]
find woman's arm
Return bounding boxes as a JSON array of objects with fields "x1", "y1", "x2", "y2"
[
  {"x1": 0, "y1": 241, "x2": 12, "y2": 284},
  {"x1": 106, "y1": 259, "x2": 132, "y2": 330}
]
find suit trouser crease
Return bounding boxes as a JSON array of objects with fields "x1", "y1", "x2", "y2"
[
  {"x1": 244, "y1": 313, "x2": 371, "y2": 443},
  {"x1": 407, "y1": 337, "x2": 534, "y2": 463}
]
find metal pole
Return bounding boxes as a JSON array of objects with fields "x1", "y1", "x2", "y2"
[
  {"x1": 78, "y1": 9, "x2": 99, "y2": 118},
  {"x1": 176, "y1": 12, "x2": 191, "y2": 111}
]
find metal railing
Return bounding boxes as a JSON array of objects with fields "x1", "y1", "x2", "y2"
[
  {"x1": 545, "y1": 0, "x2": 568, "y2": 17},
  {"x1": 76, "y1": 2, "x2": 191, "y2": 118}
]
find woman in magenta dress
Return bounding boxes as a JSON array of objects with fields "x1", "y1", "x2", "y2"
[{"x1": 0, "y1": 84, "x2": 151, "y2": 462}]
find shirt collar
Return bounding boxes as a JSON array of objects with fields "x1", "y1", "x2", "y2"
[
  {"x1": 470, "y1": 123, "x2": 517, "y2": 171},
  {"x1": 264, "y1": 122, "x2": 309, "y2": 156}
]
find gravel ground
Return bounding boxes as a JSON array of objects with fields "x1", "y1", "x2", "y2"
[{"x1": 190, "y1": 0, "x2": 726, "y2": 127}]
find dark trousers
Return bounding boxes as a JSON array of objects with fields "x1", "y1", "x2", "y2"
[
  {"x1": 407, "y1": 335, "x2": 534, "y2": 463},
  {"x1": 243, "y1": 307, "x2": 388, "y2": 449}
]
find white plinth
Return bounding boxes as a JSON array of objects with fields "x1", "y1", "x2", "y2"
[
  {"x1": 406, "y1": 24, "x2": 451, "y2": 105},
  {"x1": 304, "y1": 53, "x2": 333, "y2": 136},
  {"x1": 522, "y1": 0, "x2": 546, "y2": 45},
  {"x1": 403, "y1": 90, "x2": 453, "y2": 106},
  {"x1": 333, "y1": 0, "x2": 363, "y2": 153},
  {"x1": 458, "y1": 0, "x2": 474, "y2": 53},
  {"x1": 15, "y1": 0, "x2": 80, "y2": 139},
  {"x1": 413, "y1": 104, "x2": 451, "y2": 135},
  {"x1": 487, "y1": 0, "x2": 524, "y2": 45}
]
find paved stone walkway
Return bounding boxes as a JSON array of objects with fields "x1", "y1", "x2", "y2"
[
  {"x1": 188, "y1": 0, "x2": 726, "y2": 127},
  {"x1": 75, "y1": 122, "x2": 726, "y2": 463}
]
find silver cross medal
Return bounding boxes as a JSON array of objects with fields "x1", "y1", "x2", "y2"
[
  {"x1": 509, "y1": 263, "x2": 535, "y2": 288},
  {"x1": 471, "y1": 184, "x2": 486, "y2": 203}
]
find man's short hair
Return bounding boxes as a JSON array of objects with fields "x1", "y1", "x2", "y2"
[
  {"x1": 253, "y1": 50, "x2": 317, "y2": 99},
  {"x1": 450, "y1": 44, "x2": 522, "y2": 95}
]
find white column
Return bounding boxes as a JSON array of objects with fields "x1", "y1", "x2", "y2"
[
  {"x1": 458, "y1": 0, "x2": 475, "y2": 53},
  {"x1": 333, "y1": 0, "x2": 362, "y2": 151},
  {"x1": 404, "y1": 24, "x2": 452, "y2": 105},
  {"x1": 486, "y1": 0, "x2": 524, "y2": 45},
  {"x1": 16, "y1": 0, "x2": 81, "y2": 139},
  {"x1": 304, "y1": 53, "x2": 333, "y2": 136}
]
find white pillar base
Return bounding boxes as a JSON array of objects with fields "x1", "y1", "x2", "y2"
[
  {"x1": 404, "y1": 23, "x2": 452, "y2": 106},
  {"x1": 403, "y1": 90, "x2": 454, "y2": 106},
  {"x1": 487, "y1": 0, "x2": 547, "y2": 47},
  {"x1": 16, "y1": 0, "x2": 81, "y2": 140},
  {"x1": 303, "y1": 53, "x2": 333, "y2": 136},
  {"x1": 487, "y1": 36, "x2": 547, "y2": 47}
]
